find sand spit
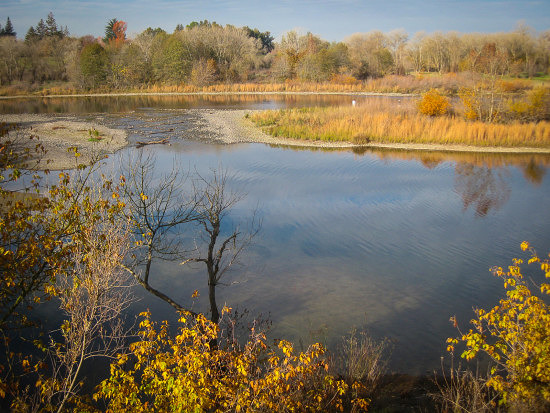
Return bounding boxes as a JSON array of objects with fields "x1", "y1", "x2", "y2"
[{"x1": 1, "y1": 114, "x2": 128, "y2": 170}]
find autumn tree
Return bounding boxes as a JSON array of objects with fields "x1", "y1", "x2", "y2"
[
  {"x1": 345, "y1": 31, "x2": 393, "y2": 78},
  {"x1": 96, "y1": 309, "x2": 370, "y2": 412},
  {"x1": 460, "y1": 43, "x2": 508, "y2": 122},
  {"x1": 273, "y1": 30, "x2": 309, "y2": 79},
  {"x1": 103, "y1": 18, "x2": 126, "y2": 45}
]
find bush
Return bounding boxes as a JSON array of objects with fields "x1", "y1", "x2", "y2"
[
  {"x1": 96, "y1": 309, "x2": 370, "y2": 412},
  {"x1": 459, "y1": 85, "x2": 503, "y2": 123},
  {"x1": 447, "y1": 242, "x2": 550, "y2": 410},
  {"x1": 506, "y1": 87, "x2": 550, "y2": 123},
  {"x1": 417, "y1": 89, "x2": 450, "y2": 116}
]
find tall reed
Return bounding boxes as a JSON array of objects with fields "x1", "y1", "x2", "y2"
[{"x1": 249, "y1": 101, "x2": 550, "y2": 148}]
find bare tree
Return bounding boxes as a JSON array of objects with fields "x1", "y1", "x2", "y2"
[
  {"x1": 187, "y1": 168, "x2": 260, "y2": 325},
  {"x1": 120, "y1": 153, "x2": 259, "y2": 326},
  {"x1": 120, "y1": 151, "x2": 199, "y2": 315}
]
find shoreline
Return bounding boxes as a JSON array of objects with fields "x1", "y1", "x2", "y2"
[
  {"x1": 0, "y1": 91, "x2": 417, "y2": 99},
  {"x1": 1, "y1": 114, "x2": 128, "y2": 170},
  {"x1": 2, "y1": 111, "x2": 549, "y2": 171},
  {"x1": 203, "y1": 109, "x2": 550, "y2": 154}
]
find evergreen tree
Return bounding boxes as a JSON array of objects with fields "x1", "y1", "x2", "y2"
[
  {"x1": 104, "y1": 18, "x2": 117, "y2": 42},
  {"x1": 45, "y1": 12, "x2": 61, "y2": 37},
  {"x1": 2, "y1": 17, "x2": 16, "y2": 37},
  {"x1": 36, "y1": 19, "x2": 46, "y2": 39},
  {"x1": 25, "y1": 26, "x2": 38, "y2": 43},
  {"x1": 244, "y1": 26, "x2": 274, "y2": 54}
]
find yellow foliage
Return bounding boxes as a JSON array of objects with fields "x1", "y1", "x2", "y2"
[
  {"x1": 417, "y1": 89, "x2": 450, "y2": 116},
  {"x1": 95, "y1": 311, "x2": 369, "y2": 412},
  {"x1": 507, "y1": 87, "x2": 550, "y2": 123},
  {"x1": 449, "y1": 242, "x2": 550, "y2": 408}
]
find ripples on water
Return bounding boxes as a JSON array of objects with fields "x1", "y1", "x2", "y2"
[
  {"x1": 126, "y1": 138, "x2": 550, "y2": 374},
  {"x1": 3, "y1": 95, "x2": 550, "y2": 374}
]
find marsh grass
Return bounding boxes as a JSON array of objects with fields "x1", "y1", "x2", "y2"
[{"x1": 249, "y1": 99, "x2": 550, "y2": 148}]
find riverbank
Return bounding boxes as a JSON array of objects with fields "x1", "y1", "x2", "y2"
[
  {"x1": 196, "y1": 109, "x2": 550, "y2": 154},
  {"x1": 0, "y1": 90, "x2": 416, "y2": 99},
  {"x1": 246, "y1": 106, "x2": 550, "y2": 153},
  {"x1": 1, "y1": 114, "x2": 127, "y2": 170},
  {"x1": 3, "y1": 110, "x2": 550, "y2": 171}
]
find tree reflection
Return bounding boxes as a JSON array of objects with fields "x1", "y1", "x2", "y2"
[
  {"x1": 521, "y1": 158, "x2": 547, "y2": 186},
  {"x1": 454, "y1": 163, "x2": 511, "y2": 216}
]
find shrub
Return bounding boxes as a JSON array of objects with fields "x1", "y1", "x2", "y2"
[
  {"x1": 96, "y1": 309, "x2": 370, "y2": 412},
  {"x1": 447, "y1": 242, "x2": 550, "y2": 409},
  {"x1": 507, "y1": 87, "x2": 550, "y2": 123},
  {"x1": 417, "y1": 89, "x2": 450, "y2": 116},
  {"x1": 459, "y1": 85, "x2": 503, "y2": 123},
  {"x1": 330, "y1": 73, "x2": 360, "y2": 85}
]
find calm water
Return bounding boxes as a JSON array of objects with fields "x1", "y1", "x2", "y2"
[{"x1": 2, "y1": 95, "x2": 549, "y2": 375}]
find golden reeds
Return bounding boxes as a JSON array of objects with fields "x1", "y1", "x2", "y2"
[{"x1": 249, "y1": 102, "x2": 550, "y2": 148}]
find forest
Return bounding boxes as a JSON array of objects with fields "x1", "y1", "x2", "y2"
[{"x1": 0, "y1": 13, "x2": 549, "y2": 93}]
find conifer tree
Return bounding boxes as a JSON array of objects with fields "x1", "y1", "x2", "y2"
[
  {"x1": 1, "y1": 17, "x2": 16, "y2": 37},
  {"x1": 36, "y1": 18, "x2": 46, "y2": 38},
  {"x1": 25, "y1": 26, "x2": 38, "y2": 43}
]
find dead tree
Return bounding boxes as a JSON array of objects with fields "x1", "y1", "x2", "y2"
[
  {"x1": 120, "y1": 151, "x2": 200, "y2": 315},
  {"x1": 188, "y1": 168, "x2": 260, "y2": 325},
  {"x1": 120, "y1": 152, "x2": 259, "y2": 325}
]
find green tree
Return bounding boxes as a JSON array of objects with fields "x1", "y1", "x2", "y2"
[
  {"x1": 45, "y1": 12, "x2": 61, "y2": 37},
  {"x1": 104, "y1": 18, "x2": 118, "y2": 43},
  {"x1": 79, "y1": 42, "x2": 109, "y2": 88},
  {"x1": 35, "y1": 19, "x2": 46, "y2": 39},
  {"x1": 244, "y1": 26, "x2": 274, "y2": 54},
  {"x1": 24, "y1": 26, "x2": 38, "y2": 43},
  {"x1": 1, "y1": 17, "x2": 16, "y2": 37}
]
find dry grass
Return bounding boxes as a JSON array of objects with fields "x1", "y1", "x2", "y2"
[
  {"x1": 249, "y1": 99, "x2": 550, "y2": 148},
  {"x1": 136, "y1": 74, "x2": 473, "y2": 94},
  {"x1": 431, "y1": 362, "x2": 501, "y2": 413}
]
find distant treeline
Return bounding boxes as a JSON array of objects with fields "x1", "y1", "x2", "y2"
[{"x1": 0, "y1": 13, "x2": 549, "y2": 90}]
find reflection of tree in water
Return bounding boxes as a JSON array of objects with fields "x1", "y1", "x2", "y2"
[
  {"x1": 522, "y1": 158, "x2": 547, "y2": 186},
  {"x1": 454, "y1": 163, "x2": 511, "y2": 216}
]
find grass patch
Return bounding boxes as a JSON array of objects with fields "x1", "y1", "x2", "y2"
[{"x1": 249, "y1": 99, "x2": 550, "y2": 148}]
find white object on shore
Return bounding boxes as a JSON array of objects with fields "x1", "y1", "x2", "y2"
[{"x1": 352, "y1": 100, "x2": 356, "y2": 107}]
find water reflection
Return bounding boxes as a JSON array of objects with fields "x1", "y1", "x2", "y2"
[
  {"x1": 454, "y1": 164, "x2": 511, "y2": 216},
  {"x1": 0, "y1": 94, "x2": 386, "y2": 114},
  {"x1": 522, "y1": 159, "x2": 547, "y2": 185}
]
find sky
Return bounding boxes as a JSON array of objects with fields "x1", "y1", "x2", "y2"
[{"x1": 1, "y1": 0, "x2": 549, "y2": 42}]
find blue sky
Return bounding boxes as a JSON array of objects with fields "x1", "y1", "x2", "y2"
[{"x1": 1, "y1": 0, "x2": 549, "y2": 41}]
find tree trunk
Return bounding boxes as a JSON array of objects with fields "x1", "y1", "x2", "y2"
[{"x1": 209, "y1": 279, "x2": 219, "y2": 325}]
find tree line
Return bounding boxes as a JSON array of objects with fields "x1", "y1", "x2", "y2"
[{"x1": 0, "y1": 13, "x2": 548, "y2": 89}]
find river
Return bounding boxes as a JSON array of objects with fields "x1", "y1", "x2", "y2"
[{"x1": 2, "y1": 94, "x2": 549, "y2": 375}]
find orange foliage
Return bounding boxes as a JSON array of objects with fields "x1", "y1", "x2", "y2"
[
  {"x1": 110, "y1": 20, "x2": 127, "y2": 47},
  {"x1": 417, "y1": 89, "x2": 451, "y2": 116}
]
